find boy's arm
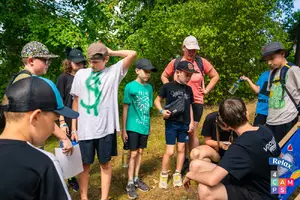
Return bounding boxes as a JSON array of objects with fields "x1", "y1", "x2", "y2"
[
  {"x1": 71, "y1": 96, "x2": 79, "y2": 142},
  {"x1": 188, "y1": 104, "x2": 194, "y2": 133},
  {"x1": 154, "y1": 96, "x2": 171, "y2": 119},
  {"x1": 241, "y1": 76, "x2": 260, "y2": 94},
  {"x1": 53, "y1": 125, "x2": 73, "y2": 155},
  {"x1": 122, "y1": 104, "x2": 129, "y2": 142},
  {"x1": 107, "y1": 48, "x2": 137, "y2": 70}
]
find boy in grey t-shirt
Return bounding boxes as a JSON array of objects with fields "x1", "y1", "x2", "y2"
[{"x1": 261, "y1": 42, "x2": 300, "y2": 143}]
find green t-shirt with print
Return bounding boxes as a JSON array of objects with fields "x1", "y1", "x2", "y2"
[{"x1": 123, "y1": 80, "x2": 153, "y2": 135}]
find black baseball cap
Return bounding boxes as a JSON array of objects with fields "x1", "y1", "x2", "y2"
[
  {"x1": 1, "y1": 76, "x2": 79, "y2": 119},
  {"x1": 260, "y1": 42, "x2": 289, "y2": 61},
  {"x1": 136, "y1": 58, "x2": 157, "y2": 72},
  {"x1": 67, "y1": 48, "x2": 86, "y2": 63},
  {"x1": 176, "y1": 61, "x2": 199, "y2": 73}
]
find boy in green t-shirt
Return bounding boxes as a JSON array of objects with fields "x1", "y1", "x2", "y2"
[{"x1": 122, "y1": 58, "x2": 157, "y2": 199}]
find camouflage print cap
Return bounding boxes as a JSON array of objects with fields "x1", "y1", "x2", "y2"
[{"x1": 21, "y1": 41, "x2": 59, "y2": 58}]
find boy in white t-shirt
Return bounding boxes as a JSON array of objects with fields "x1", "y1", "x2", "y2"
[{"x1": 70, "y1": 42, "x2": 137, "y2": 200}]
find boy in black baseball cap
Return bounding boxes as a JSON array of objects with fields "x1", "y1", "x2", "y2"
[
  {"x1": 122, "y1": 58, "x2": 156, "y2": 199},
  {"x1": 154, "y1": 61, "x2": 197, "y2": 189},
  {"x1": 261, "y1": 42, "x2": 300, "y2": 143},
  {"x1": 0, "y1": 76, "x2": 78, "y2": 200}
]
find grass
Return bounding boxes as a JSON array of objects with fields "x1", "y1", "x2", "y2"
[{"x1": 44, "y1": 101, "x2": 299, "y2": 200}]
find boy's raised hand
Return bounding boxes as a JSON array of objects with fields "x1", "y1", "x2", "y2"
[
  {"x1": 162, "y1": 110, "x2": 172, "y2": 119},
  {"x1": 240, "y1": 75, "x2": 249, "y2": 81}
]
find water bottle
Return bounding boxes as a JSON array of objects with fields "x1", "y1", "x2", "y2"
[
  {"x1": 122, "y1": 142, "x2": 129, "y2": 168},
  {"x1": 228, "y1": 78, "x2": 243, "y2": 95}
]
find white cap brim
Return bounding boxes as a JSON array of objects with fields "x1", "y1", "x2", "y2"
[{"x1": 185, "y1": 44, "x2": 200, "y2": 50}]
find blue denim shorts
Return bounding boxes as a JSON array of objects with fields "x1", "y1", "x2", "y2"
[{"x1": 165, "y1": 121, "x2": 189, "y2": 145}]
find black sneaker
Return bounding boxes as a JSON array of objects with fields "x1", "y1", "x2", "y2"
[
  {"x1": 68, "y1": 177, "x2": 79, "y2": 192},
  {"x1": 126, "y1": 183, "x2": 138, "y2": 199},
  {"x1": 134, "y1": 178, "x2": 150, "y2": 192},
  {"x1": 181, "y1": 158, "x2": 190, "y2": 175}
]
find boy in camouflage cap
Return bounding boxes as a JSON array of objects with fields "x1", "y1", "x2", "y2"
[{"x1": 4, "y1": 41, "x2": 74, "y2": 154}]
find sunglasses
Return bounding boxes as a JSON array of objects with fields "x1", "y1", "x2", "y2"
[{"x1": 35, "y1": 58, "x2": 52, "y2": 65}]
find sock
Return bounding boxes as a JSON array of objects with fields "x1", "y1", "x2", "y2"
[
  {"x1": 175, "y1": 170, "x2": 181, "y2": 175},
  {"x1": 134, "y1": 176, "x2": 139, "y2": 182},
  {"x1": 161, "y1": 171, "x2": 168, "y2": 175},
  {"x1": 127, "y1": 180, "x2": 134, "y2": 185}
]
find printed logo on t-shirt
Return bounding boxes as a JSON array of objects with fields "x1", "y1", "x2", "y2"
[
  {"x1": 170, "y1": 90, "x2": 190, "y2": 100},
  {"x1": 263, "y1": 136, "x2": 277, "y2": 152},
  {"x1": 269, "y1": 77, "x2": 285, "y2": 109},
  {"x1": 135, "y1": 91, "x2": 150, "y2": 126},
  {"x1": 80, "y1": 72, "x2": 102, "y2": 116}
]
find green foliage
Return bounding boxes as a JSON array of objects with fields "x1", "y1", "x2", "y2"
[{"x1": 0, "y1": 0, "x2": 297, "y2": 105}]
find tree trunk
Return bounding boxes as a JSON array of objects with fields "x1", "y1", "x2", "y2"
[{"x1": 295, "y1": 23, "x2": 300, "y2": 66}]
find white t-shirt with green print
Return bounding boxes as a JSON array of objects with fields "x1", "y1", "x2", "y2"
[{"x1": 70, "y1": 60, "x2": 127, "y2": 140}]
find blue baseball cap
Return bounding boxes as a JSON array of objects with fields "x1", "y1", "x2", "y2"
[{"x1": 2, "y1": 76, "x2": 79, "y2": 119}]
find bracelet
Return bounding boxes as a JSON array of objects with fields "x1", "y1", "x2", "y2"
[
  {"x1": 59, "y1": 123, "x2": 68, "y2": 128},
  {"x1": 59, "y1": 120, "x2": 65, "y2": 122},
  {"x1": 71, "y1": 130, "x2": 77, "y2": 134},
  {"x1": 159, "y1": 109, "x2": 163, "y2": 114}
]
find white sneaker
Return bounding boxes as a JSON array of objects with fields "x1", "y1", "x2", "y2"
[
  {"x1": 173, "y1": 173, "x2": 182, "y2": 187},
  {"x1": 159, "y1": 173, "x2": 168, "y2": 189}
]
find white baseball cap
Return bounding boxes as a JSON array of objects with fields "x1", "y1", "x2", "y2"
[{"x1": 183, "y1": 36, "x2": 200, "y2": 50}]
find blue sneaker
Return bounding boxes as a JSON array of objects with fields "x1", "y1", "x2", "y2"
[{"x1": 68, "y1": 177, "x2": 79, "y2": 192}]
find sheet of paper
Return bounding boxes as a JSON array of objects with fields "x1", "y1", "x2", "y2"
[{"x1": 55, "y1": 145, "x2": 83, "y2": 179}]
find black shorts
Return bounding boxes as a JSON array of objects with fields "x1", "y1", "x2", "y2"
[
  {"x1": 266, "y1": 116, "x2": 298, "y2": 143},
  {"x1": 79, "y1": 132, "x2": 117, "y2": 164},
  {"x1": 123, "y1": 131, "x2": 149, "y2": 151},
  {"x1": 224, "y1": 185, "x2": 264, "y2": 200},
  {"x1": 192, "y1": 103, "x2": 204, "y2": 122},
  {"x1": 253, "y1": 114, "x2": 267, "y2": 126}
]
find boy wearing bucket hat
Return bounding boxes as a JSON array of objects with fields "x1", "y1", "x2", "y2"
[
  {"x1": 70, "y1": 42, "x2": 137, "y2": 200},
  {"x1": 0, "y1": 76, "x2": 79, "y2": 200},
  {"x1": 261, "y1": 42, "x2": 300, "y2": 143}
]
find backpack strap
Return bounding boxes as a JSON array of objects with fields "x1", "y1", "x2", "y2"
[
  {"x1": 268, "y1": 62, "x2": 295, "y2": 96},
  {"x1": 280, "y1": 78, "x2": 300, "y2": 113},
  {"x1": 6, "y1": 70, "x2": 32, "y2": 92},
  {"x1": 194, "y1": 56, "x2": 204, "y2": 76}
]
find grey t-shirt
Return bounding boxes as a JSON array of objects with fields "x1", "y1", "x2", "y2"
[{"x1": 267, "y1": 66, "x2": 300, "y2": 125}]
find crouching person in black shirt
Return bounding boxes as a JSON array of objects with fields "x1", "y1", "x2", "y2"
[
  {"x1": 190, "y1": 111, "x2": 236, "y2": 163},
  {"x1": 0, "y1": 77, "x2": 79, "y2": 200},
  {"x1": 183, "y1": 97, "x2": 281, "y2": 200}
]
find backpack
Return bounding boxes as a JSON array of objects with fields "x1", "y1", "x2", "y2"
[
  {"x1": 269, "y1": 62, "x2": 300, "y2": 114},
  {"x1": 173, "y1": 56, "x2": 204, "y2": 76}
]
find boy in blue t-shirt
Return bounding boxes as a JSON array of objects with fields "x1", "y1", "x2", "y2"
[
  {"x1": 241, "y1": 70, "x2": 270, "y2": 125},
  {"x1": 122, "y1": 58, "x2": 157, "y2": 199}
]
